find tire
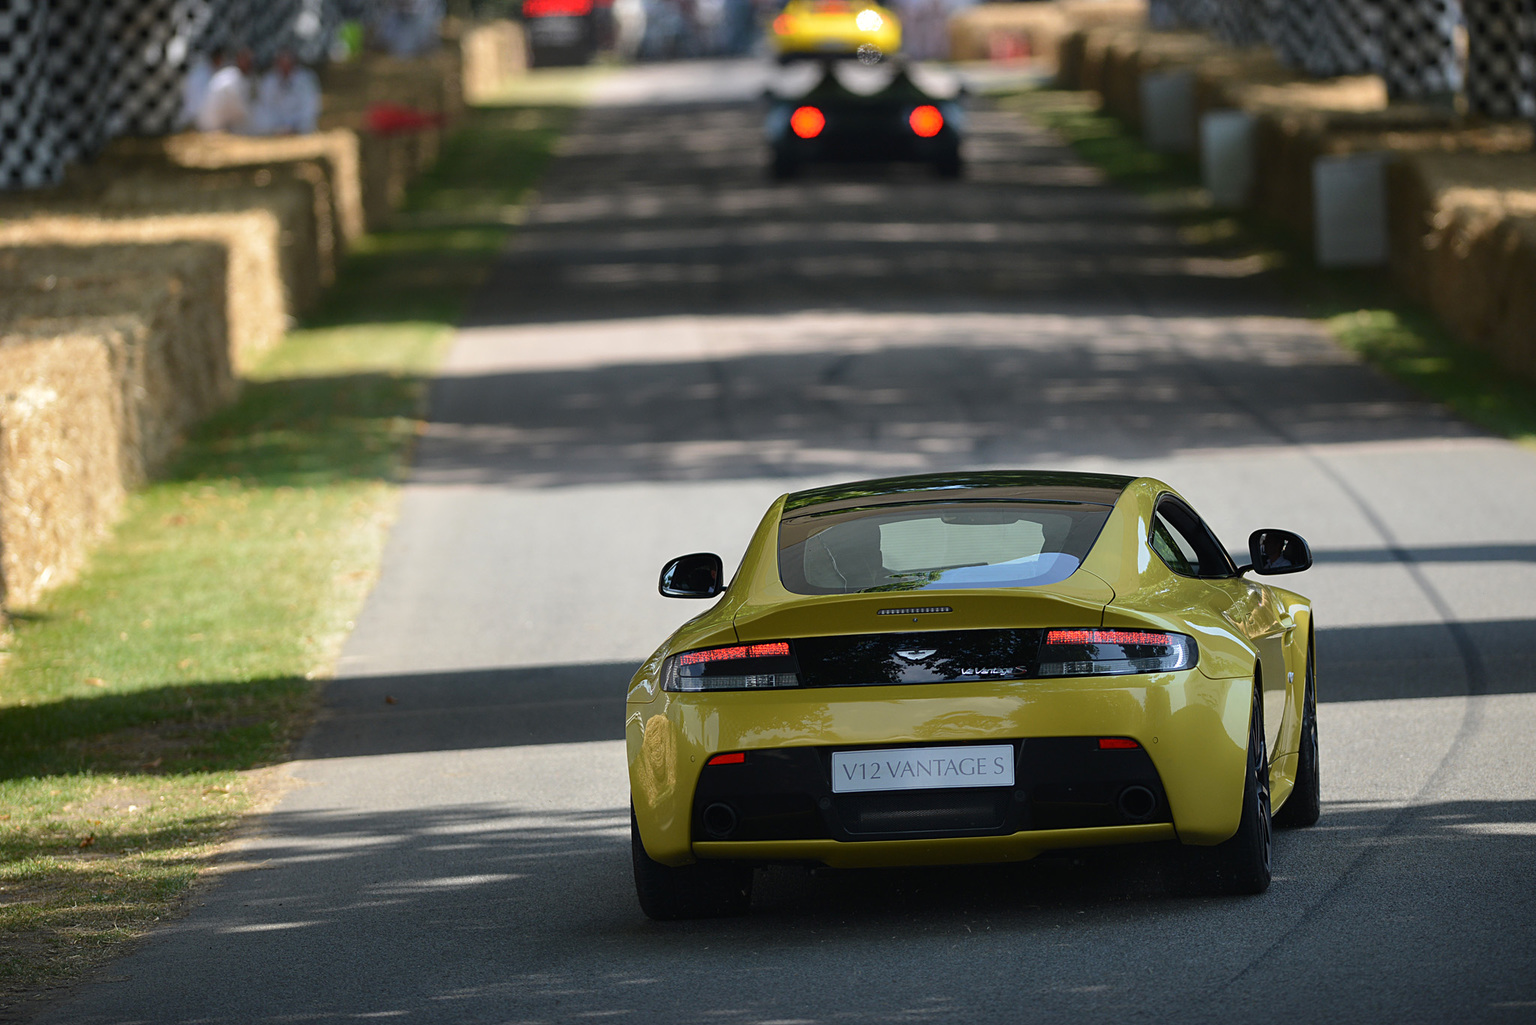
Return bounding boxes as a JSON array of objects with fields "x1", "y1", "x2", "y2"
[
  {"x1": 631, "y1": 810, "x2": 752, "y2": 920},
  {"x1": 1178, "y1": 682, "x2": 1272, "y2": 896},
  {"x1": 1274, "y1": 636, "x2": 1321, "y2": 828}
]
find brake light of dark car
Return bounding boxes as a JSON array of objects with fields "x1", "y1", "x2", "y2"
[
  {"x1": 523, "y1": 0, "x2": 593, "y2": 16},
  {"x1": 909, "y1": 105, "x2": 944, "y2": 138},
  {"x1": 663, "y1": 642, "x2": 800, "y2": 691},
  {"x1": 1036, "y1": 628, "x2": 1196, "y2": 678},
  {"x1": 791, "y1": 106, "x2": 826, "y2": 139}
]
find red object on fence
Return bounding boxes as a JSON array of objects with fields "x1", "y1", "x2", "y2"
[{"x1": 366, "y1": 102, "x2": 444, "y2": 135}]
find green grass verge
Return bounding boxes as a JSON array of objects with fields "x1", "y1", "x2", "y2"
[
  {"x1": 0, "y1": 101, "x2": 573, "y2": 1010},
  {"x1": 1001, "y1": 89, "x2": 1536, "y2": 447}
]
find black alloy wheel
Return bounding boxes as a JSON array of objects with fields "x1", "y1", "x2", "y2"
[
  {"x1": 631, "y1": 809, "x2": 753, "y2": 920},
  {"x1": 1274, "y1": 636, "x2": 1321, "y2": 828},
  {"x1": 1180, "y1": 681, "x2": 1272, "y2": 896}
]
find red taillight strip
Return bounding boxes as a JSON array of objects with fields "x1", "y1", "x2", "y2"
[
  {"x1": 524, "y1": 0, "x2": 593, "y2": 16},
  {"x1": 1045, "y1": 629, "x2": 1172, "y2": 646},
  {"x1": 679, "y1": 642, "x2": 791, "y2": 666},
  {"x1": 1098, "y1": 738, "x2": 1139, "y2": 750},
  {"x1": 707, "y1": 752, "x2": 746, "y2": 765}
]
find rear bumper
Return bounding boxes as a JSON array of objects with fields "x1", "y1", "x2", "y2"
[
  {"x1": 695, "y1": 823, "x2": 1178, "y2": 869},
  {"x1": 628, "y1": 670, "x2": 1253, "y2": 866}
]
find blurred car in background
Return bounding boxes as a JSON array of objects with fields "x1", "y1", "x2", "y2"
[
  {"x1": 771, "y1": 0, "x2": 902, "y2": 63},
  {"x1": 766, "y1": 63, "x2": 963, "y2": 178},
  {"x1": 523, "y1": 0, "x2": 601, "y2": 66}
]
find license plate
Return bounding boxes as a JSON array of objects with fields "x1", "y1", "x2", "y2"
[{"x1": 831, "y1": 744, "x2": 1015, "y2": 794}]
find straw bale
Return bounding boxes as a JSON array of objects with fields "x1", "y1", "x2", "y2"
[
  {"x1": 0, "y1": 330, "x2": 124, "y2": 608},
  {"x1": 0, "y1": 174, "x2": 311, "y2": 370},
  {"x1": 94, "y1": 171, "x2": 321, "y2": 316},
  {"x1": 102, "y1": 129, "x2": 364, "y2": 250},
  {"x1": 1389, "y1": 152, "x2": 1536, "y2": 382},
  {"x1": 461, "y1": 19, "x2": 527, "y2": 102},
  {"x1": 0, "y1": 249, "x2": 233, "y2": 482},
  {"x1": 319, "y1": 50, "x2": 463, "y2": 226},
  {"x1": 949, "y1": 4, "x2": 1067, "y2": 64}
]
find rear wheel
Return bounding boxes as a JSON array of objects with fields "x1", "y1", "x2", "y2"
[
  {"x1": 631, "y1": 810, "x2": 753, "y2": 920},
  {"x1": 1179, "y1": 683, "x2": 1271, "y2": 896},
  {"x1": 1274, "y1": 637, "x2": 1320, "y2": 828}
]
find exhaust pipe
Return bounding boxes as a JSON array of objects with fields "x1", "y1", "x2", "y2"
[
  {"x1": 1117, "y1": 785, "x2": 1156, "y2": 821},
  {"x1": 702, "y1": 802, "x2": 739, "y2": 839}
]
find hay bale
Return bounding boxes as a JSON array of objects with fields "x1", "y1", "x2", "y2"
[
  {"x1": 0, "y1": 246, "x2": 234, "y2": 482},
  {"x1": 947, "y1": 3, "x2": 1070, "y2": 63},
  {"x1": 0, "y1": 174, "x2": 311, "y2": 370},
  {"x1": 461, "y1": 19, "x2": 527, "y2": 102},
  {"x1": 0, "y1": 330, "x2": 125, "y2": 608},
  {"x1": 102, "y1": 129, "x2": 364, "y2": 252},
  {"x1": 1390, "y1": 152, "x2": 1536, "y2": 382},
  {"x1": 314, "y1": 49, "x2": 465, "y2": 227},
  {"x1": 96, "y1": 171, "x2": 321, "y2": 317}
]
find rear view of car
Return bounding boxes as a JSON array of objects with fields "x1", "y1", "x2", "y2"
[
  {"x1": 771, "y1": 0, "x2": 902, "y2": 63},
  {"x1": 766, "y1": 64, "x2": 963, "y2": 178},
  {"x1": 628, "y1": 471, "x2": 1319, "y2": 919},
  {"x1": 523, "y1": 0, "x2": 599, "y2": 66}
]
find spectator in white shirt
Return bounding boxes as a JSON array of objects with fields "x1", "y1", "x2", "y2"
[
  {"x1": 195, "y1": 48, "x2": 254, "y2": 133},
  {"x1": 251, "y1": 50, "x2": 321, "y2": 135},
  {"x1": 180, "y1": 47, "x2": 224, "y2": 129}
]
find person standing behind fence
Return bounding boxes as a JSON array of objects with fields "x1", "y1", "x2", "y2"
[
  {"x1": 181, "y1": 47, "x2": 225, "y2": 129},
  {"x1": 251, "y1": 50, "x2": 321, "y2": 135},
  {"x1": 196, "y1": 47, "x2": 254, "y2": 133}
]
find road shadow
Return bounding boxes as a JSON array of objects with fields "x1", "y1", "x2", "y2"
[
  {"x1": 412, "y1": 337, "x2": 1481, "y2": 489},
  {"x1": 49, "y1": 797, "x2": 1532, "y2": 1024},
  {"x1": 463, "y1": 100, "x2": 1295, "y2": 326}
]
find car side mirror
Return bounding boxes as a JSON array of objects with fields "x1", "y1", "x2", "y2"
[
  {"x1": 659, "y1": 552, "x2": 724, "y2": 598},
  {"x1": 1242, "y1": 529, "x2": 1312, "y2": 575}
]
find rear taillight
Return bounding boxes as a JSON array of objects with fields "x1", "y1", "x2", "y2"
[
  {"x1": 909, "y1": 105, "x2": 944, "y2": 137},
  {"x1": 663, "y1": 642, "x2": 800, "y2": 692},
  {"x1": 791, "y1": 106, "x2": 826, "y2": 139},
  {"x1": 1037, "y1": 628, "x2": 1196, "y2": 678}
]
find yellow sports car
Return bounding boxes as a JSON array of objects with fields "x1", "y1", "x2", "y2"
[
  {"x1": 770, "y1": 0, "x2": 902, "y2": 63},
  {"x1": 628, "y1": 471, "x2": 1319, "y2": 918}
]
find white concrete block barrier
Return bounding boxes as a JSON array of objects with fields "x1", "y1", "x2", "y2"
[
  {"x1": 1201, "y1": 109, "x2": 1256, "y2": 209},
  {"x1": 1140, "y1": 69, "x2": 1196, "y2": 154},
  {"x1": 1314, "y1": 152, "x2": 1390, "y2": 268}
]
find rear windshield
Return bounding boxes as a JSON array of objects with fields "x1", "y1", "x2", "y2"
[{"x1": 778, "y1": 501, "x2": 1112, "y2": 595}]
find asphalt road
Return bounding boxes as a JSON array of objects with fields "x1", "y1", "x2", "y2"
[{"x1": 38, "y1": 60, "x2": 1536, "y2": 1024}]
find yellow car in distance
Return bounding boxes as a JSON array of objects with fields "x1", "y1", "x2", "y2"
[
  {"x1": 629, "y1": 471, "x2": 1320, "y2": 919},
  {"x1": 770, "y1": 0, "x2": 902, "y2": 63}
]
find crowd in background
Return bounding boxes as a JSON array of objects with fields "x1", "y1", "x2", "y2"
[
  {"x1": 183, "y1": 47, "x2": 322, "y2": 134},
  {"x1": 180, "y1": 0, "x2": 447, "y2": 137}
]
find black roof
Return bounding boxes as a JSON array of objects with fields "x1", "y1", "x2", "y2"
[{"x1": 783, "y1": 471, "x2": 1135, "y2": 514}]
